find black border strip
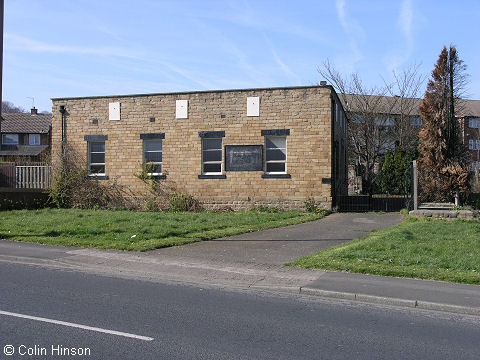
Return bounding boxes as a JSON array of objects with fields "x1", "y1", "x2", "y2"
[
  {"x1": 261, "y1": 129, "x2": 290, "y2": 136},
  {"x1": 84, "y1": 135, "x2": 108, "y2": 141},
  {"x1": 261, "y1": 174, "x2": 291, "y2": 179},
  {"x1": 140, "y1": 133, "x2": 165, "y2": 140},
  {"x1": 198, "y1": 174, "x2": 227, "y2": 179},
  {"x1": 199, "y1": 131, "x2": 225, "y2": 138}
]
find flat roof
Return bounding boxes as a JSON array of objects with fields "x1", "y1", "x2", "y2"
[{"x1": 51, "y1": 85, "x2": 332, "y2": 101}]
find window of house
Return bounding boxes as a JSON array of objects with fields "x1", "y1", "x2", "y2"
[
  {"x1": 143, "y1": 140, "x2": 162, "y2": 175},
  {"x1": 469, "y1": 140, "x2": 480, "y2": 150},
  {"x1": 2, "y1": 134, "x2": 19, "y2": 145},
  {"x1": 29, "y1": 134, "x2": 41, "y2": 145},
  {"x1": 265, "y1": 136, "x2": 287, "y2": 173},
  {"x1": 87, "y1": 141, "x2": 106, "y2": 175},
  {"x1": 202, "y1": 138, "x2": 223, "y2": 174},
  {"x1": 471, "y1": 162, "x2": 479, "y2": 172},
  {"x1": 352, "y1": 115, "x2": 365, "y2": 123},
  {"x1": 469, "y1": 118, "x2": 479, "y2": 128},
  {"x1": 410, "y1": 117, "x2": 423, "y2": 126}
]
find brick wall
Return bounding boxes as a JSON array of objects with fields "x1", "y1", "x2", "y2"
[{"x1": 52, "y1": 86, "x2": 347, "y2": 210}]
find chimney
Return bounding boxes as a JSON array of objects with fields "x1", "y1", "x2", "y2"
[{"x1": 31, "y1": 107, "x2": 38, "y2": 115}]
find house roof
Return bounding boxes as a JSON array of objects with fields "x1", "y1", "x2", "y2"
[
  {"x1": 462, "y1": 100, "x2": 480, "y2": 117},
  {"x1": 1, "y1": 113, "x2": 51, "y2": 134},
  {"x1": 0, "y1": 145, "x2": 48, "y2": 156},
  {"x1": 339, "y1": 94, "x2": 480, "y2": 117}
]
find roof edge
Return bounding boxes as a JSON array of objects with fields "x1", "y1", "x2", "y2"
[{"x1": 51, "y1": 85, "x2": 334, "y2": 102}]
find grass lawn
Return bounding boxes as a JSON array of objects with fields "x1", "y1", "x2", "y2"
[
  {"x1": 290, "y1": 216, "x2": 480, "y2": 285},
  {"x1": 0, "y1": 208, "x2": 328, "y2": 251}
]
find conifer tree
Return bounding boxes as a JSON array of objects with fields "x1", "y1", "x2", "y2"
[{"x1": 417, "y1": 46, "x2": 470, "y2": 202}]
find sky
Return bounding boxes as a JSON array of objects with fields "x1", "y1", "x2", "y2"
[{"x1": 3, "y1": 0, "x2": 480, "y2": 113}]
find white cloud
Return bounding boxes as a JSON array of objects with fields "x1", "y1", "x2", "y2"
[
  {"x1": 262, "y1": 33, "x2": 301, "y2": 85},
  {"x1": 383, "y1": 0, "x2": 415, "y2": 71},
  {"x1": 4, "y1": 34, "x2": 144, "y2": 59},
  {"x1": 334, "y1": 0, "x2": 365, "y2": 73}
]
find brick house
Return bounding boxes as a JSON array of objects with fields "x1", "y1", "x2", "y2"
[
  {"x1": 458, "y1": 100, "x2": 480, "y2": 172},
  {"x1": 51, "y1": 86, "x2": 348, "y2": 210},
  {"x1": 0, "y1": 108, "x2": 52, "y2": 163},
  {"x1": 341, "y1": 95, "x2": 480, "y2": 194}
]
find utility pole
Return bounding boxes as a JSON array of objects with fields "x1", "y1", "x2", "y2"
[{"x1": 0, "y1": 0, "x2": 3, "y2": 146}]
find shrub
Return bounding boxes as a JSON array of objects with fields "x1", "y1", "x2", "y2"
[
  {"x1": 49, "y1": 144, "x2": 130, "y2": 209},
  {"x1": 304, "y1": 197, "x2": 316, "y2": 212},
  {"x1": 169, "y1": 192, "x2": 202, "y2": 212}
]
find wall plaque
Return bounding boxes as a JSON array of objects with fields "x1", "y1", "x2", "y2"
[{"x1": 225, "y1": 145, "x2": 263, "y2": 171}]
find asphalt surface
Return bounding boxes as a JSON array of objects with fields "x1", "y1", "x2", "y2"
[
  {"x1": 1, "y1": 261, "x2": 479, "y2": 360},
  {"x1": 156, "y1": 213, "x2": 404, "y2": 264},
  {"x1": 1, "y1": 212, "x2": 480, "y2": 316}
]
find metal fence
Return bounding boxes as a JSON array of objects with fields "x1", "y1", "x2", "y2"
[
  {"x1": 337, "y1": 194, "x2": 412, "y2": 212},
  {"x1": 0, "y1": 164, "x2": 51, "y2": 189},
  {"x1": 0, "y1": 163, "x2": 16, "y2": 187}
]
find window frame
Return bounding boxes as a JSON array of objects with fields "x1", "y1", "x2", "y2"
[
  {"x1": 2, "y1": 134, "x2": 19, "y2": 145},
  {"x1": 29, "y1": 134, "x2": 41, "y2": 145},
  {"x1": 143, "y1": 139, "x2": 163, "y2": 176},
  {"x1": 201, "y1": 137, "x2": 223, "y2": 175},
  {"x1": 87, "y1": 140, "x2": 106, "y2": 177},
  {"x1": 264, "y1": 135, "x2": 287, "y2": 175},
  {"x1": 469, "y1": 118, "x2": 479, "y2": 129},
  {"x1": 410, "y1": 117, "x2": 423, "y2": 126},
  {"x1": 469, "y1": 139, "x2": 479, "y2": 150}
]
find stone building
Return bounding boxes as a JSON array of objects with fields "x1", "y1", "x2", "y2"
[{"x1": 51, "y1": 85, "x2": 348, "y2": 210}]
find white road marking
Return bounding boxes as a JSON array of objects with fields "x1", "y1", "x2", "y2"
[{"x1": 0, "y1": 310, "x2": 154, "y2": 341}]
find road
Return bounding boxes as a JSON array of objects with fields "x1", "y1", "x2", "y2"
[{"x1": 1, "y1": 261, "x2": 479, "y2": 359}]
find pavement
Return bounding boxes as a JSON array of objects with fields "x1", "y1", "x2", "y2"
[{"x1": 1, "y1": 212, "x2": 479, "y2": 316}]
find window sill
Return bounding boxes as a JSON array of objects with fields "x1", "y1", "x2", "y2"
[
  {"x1": 88, "y1": 175, "x2": 109, "y2": 180},
  {"x1": 198, "y1": 174, "x2": 227, "y2": 179},
  {"x1": 261, "y1": 173, "x2": 291, "y2": 179},
  {"x1": 147, "y1": 174, "x2": 166, "y2": 179}
]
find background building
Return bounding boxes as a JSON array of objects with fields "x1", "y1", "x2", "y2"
[{"x1": 0, "y1": 107, "x2": 51, "y2": 163}]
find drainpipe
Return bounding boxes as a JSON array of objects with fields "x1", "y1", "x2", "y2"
[{"x1": 59, "y1": 105, "x2": 66, "y2": 154}]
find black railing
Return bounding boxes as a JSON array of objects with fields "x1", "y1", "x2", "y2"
[{"x1": 337, "y1": 194, "x2": 412, "y2": 212}]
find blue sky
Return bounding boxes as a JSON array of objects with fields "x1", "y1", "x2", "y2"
[{"x1": 3, "y1": 0, "x2": 480, "y2": 113}]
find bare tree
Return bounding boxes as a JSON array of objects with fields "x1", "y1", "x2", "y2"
[
  {"x1": 384, "y1": 63, "x2": 426, "y2": 150},
  {"x1": 2, "y1": 101, "x2": 25, "y2": 113},
  {"x1": 319, "y1": 60, "x2": 424, "y2": 194}
]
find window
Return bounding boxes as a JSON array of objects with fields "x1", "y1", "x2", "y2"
[
  {"x1": 472, "y1": 162, "x2": 479, "y2": 172},
  {"x1": 265, "y1": 136, "x2": 287, "y2": 173},
  {"x1": 410, "y1": 117, "x2": 423, "y2": 126},
  {"x1": 352, "y1": 115, "x2": 365, "y2": 123},
  {"x1": 87, "y1": 141, "x2": 106, "y2": 175},
  {"x1": 202, "y1": 138, "x2": 222, "y2": 174},
  {"x1": 29, "y1": 134, "x2": 41, "y2": 145},
  {"x1": 469, "y1": 118, "x2": 479, "y2": 128},
  {"x1": 2, "y1": 134, "x2": 18, "y2": 145},
  {"x1": 143, "y1": 140, "x2": 162, "y2": 175},
  {"x1": 469, "y1": 140, "x2": 479, "y2": 150}
]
